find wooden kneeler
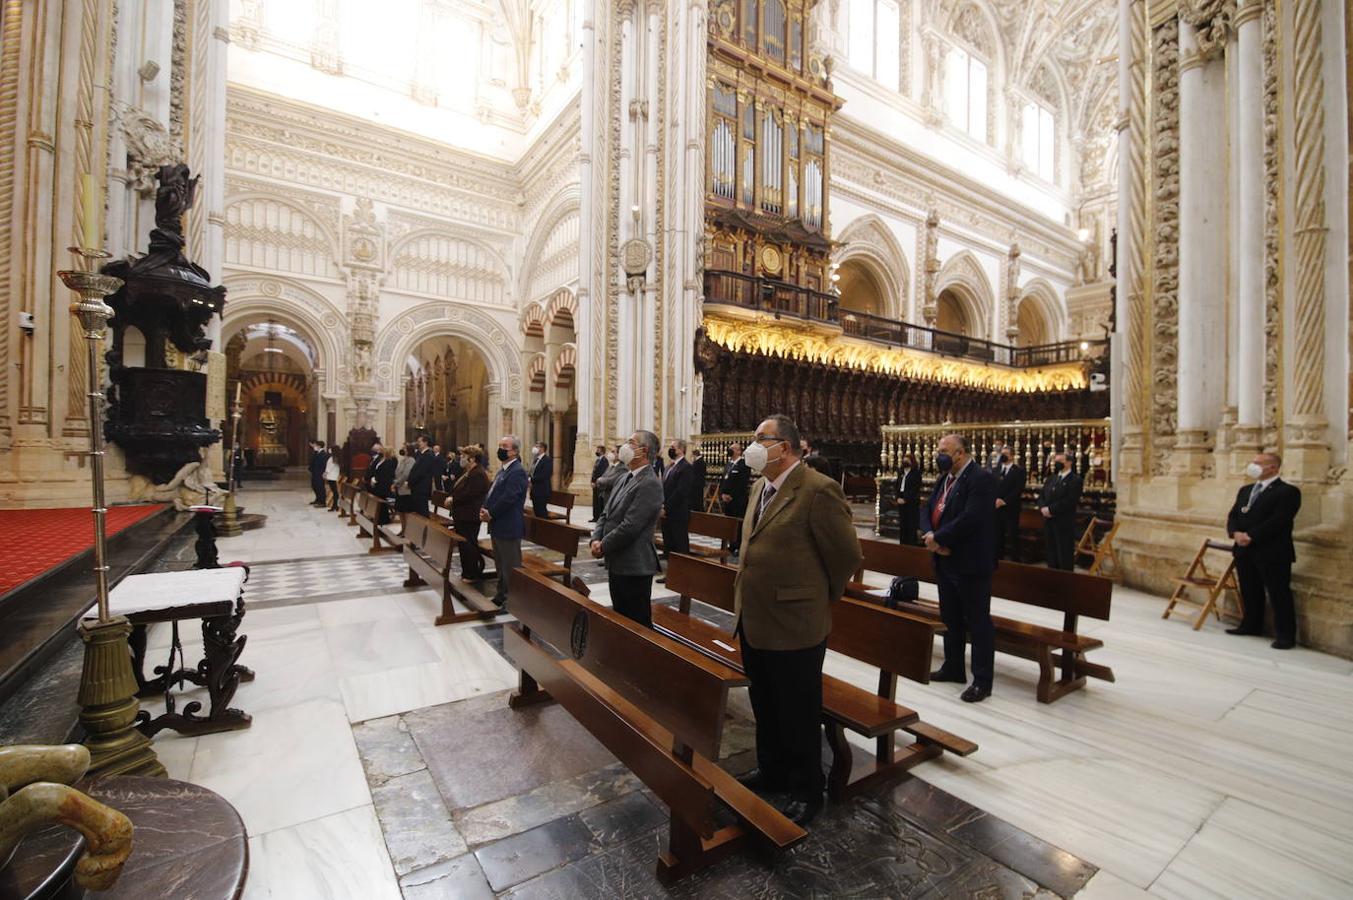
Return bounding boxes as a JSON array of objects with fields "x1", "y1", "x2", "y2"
[
  {"x1": 1163, "y1": 539, "x2": 1244, "y2": 630},
  {"x1": 1075, "y1": 517, "x2": 1122, "y2": 581}
]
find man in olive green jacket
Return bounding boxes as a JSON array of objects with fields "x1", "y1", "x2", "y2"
[{"x1": 733, "y1": 414, "x2": 863, "y2": 827}]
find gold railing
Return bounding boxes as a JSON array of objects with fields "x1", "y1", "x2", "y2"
[
  {"x1": 692, "y1": 431, "x2": 756, "y2": 478},
  {"x1": 880, "y1": 419, "x2": 1113, "y2": 489}
]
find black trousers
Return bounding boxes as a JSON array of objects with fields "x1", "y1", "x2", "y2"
[
  {"x1": 310, "y1": 472, "x2": 325, "y2": 504},
  {"x1": 453, "y1": 518, "x2": 483, "y2": 580},
  {"x1": 1235, "y1": 552, "x2": 1295, "y2": 642},
  {"x1": 608, "y1": 572, "x2": 654, "y2": 627},
  {"x1": 532, "y1": 494, "x2": 550, "y2": 518},
  {"x1": 411, "y1": 492, "x2": 431, "y2": 517},
  {"x1": 741, "y1": 635, "x2": 827, "y2": 800},
  {"x1": 935, "y1": 566, "x2": 995, "y2": 689},
  {"x1": 326, "y1": 479, "x2": 339, "y2": 510},
  {"x1": 662, "y1": 514, "x2": 690, "y2": 556},
  {"x1": 996, "y1": 507, "x2": 1021, "y2": 562},
  {"x1": 1044, "y1": 518, "x2": 1076, "y2": 570},
  {"x1": 897, "y1": 503, "x2": 918, "y2": 545}
]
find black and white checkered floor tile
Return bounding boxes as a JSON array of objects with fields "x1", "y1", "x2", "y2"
[{"x1": 241, "y1": 554, "x2": 411, "y2": 604}]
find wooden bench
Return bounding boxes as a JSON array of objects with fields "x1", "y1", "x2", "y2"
[
  {"x1": 401, "y1": 513, "x2": 507, "y2": 627},
  {"x1": 654, "y1": 510, "x2": 742, "y2": 564},
  {"x1": 653, "y1": 554, "x2": 976, "y2": 799},
  {"x1": 354, "y1": 492, "x2": 400, "y2": 554},
  {"x1": 851, "y1": 538, "x2": 1115, "y2": 703},
  {"x1": 478, "y1": 514, "x2": 588, "y2": 585},
  {"x1": 337, "y1": 479, "x2": 360, "y2": 523},
  {"x1": 541, "y1": 490, "x2": 576, "y2": 523},
  {"x1": 504, "y1": 567, "x2": 806, "y2": 882}
]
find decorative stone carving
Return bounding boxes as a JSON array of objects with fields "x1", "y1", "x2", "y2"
[
  {"x1": 118, "y1": 107, "x2": 181, "y2": 196},
  {"x1": 1004, "y1": 243, "x2": 1021, "y2": 341},
  {"x1": 1149, "y1": 20, "x2": 1181, "y2": 474},
  {"x1": 1178, "y1": 0, "x2": 1235, "y2": 61},
  {"x1": 1261, "y1": 0, "x2": 1281, "y2": 445},
  {"x1": 922, "y1": 209, "x2": 940, "y2": 326}
]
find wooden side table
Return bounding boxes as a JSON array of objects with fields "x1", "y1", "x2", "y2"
[{"x1": 110, "y1": 568, "x2": 254, "y2": 738}]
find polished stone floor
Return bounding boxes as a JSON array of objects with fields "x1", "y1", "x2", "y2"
[{"x1": 135, "y1": 475, "x2": 1353, "y2": 899}]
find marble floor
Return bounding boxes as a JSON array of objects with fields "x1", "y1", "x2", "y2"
[{"x1": 140, "y1": 475, "x2": 1353, "y2": 899}]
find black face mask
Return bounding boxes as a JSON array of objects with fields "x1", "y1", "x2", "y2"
[
  {"x1": 496, "y1": 448, "x2": 509, "y2": 462},
  {"x1": 1055, "y1": 461, "x2": 1066, "y2": 472},
  {"x1": 936, "y1": 452, "x2": 953, "y2": 473},
  {"x1": 1000, "y1": 454, "x2": 1010, "y2": 464},
  {"x1": 668, "y1": 448, "x2": 678, "y2": 460}
]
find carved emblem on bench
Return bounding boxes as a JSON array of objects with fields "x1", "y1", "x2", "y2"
[{"x1": 570, "y1": 610, "x2": 589, "y2": 660}]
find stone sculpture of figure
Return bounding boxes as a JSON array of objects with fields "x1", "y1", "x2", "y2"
[
  {"x1": 0, "y1": 744, "x2": 134, "y2": 891},
  {"x1": 136, "y1": 451, "x2": 224, "y2": 510},
  {"x1": 153, "y1": 163, "x2": 198, "y2": 242}
]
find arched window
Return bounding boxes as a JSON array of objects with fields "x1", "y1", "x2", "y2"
[
  {"x1": 943, "y1": 46, "x2": 987, "y2": 143},
  {"x1": 1021, "y1": 101, "x2": 1056, "y2": 181},
  {"x1": 847, "y1": 0, "x2": 901, "y2": 90}
]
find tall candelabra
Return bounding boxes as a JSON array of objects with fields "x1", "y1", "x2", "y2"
[
  {"x1": 58, "y1": 246, "x2": 165, "y2": 778},
  {"x1": 217, "y1": 399, "x2": 243, "y2": 538}
]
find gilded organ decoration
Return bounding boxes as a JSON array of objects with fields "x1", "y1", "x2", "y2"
[{"x1": 705, "y1": 0, "x2": 841, "y2": 312}]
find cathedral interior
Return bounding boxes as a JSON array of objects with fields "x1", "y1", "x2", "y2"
[{"x1": 0, "y1": 0, "x2": 1349, "y2": 898}]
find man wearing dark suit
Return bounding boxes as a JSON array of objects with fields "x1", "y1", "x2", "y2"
[
  {"x1": 407, "y1": 435, "x2": 440, "y2": 516},
  {"x1": 734, "y1": 414, "x2": 862, "y2": 827},
  {"x1": 1038, "y1": 452, "x2": 1082, "y2": 570},
  {"x1": 307, "y1": 440, "x2": 329, "y2": 506},
  {"x1": 589, "y1": 430, "x2": 664, "y2": 626},
  {"x1": 588, "y1": 445, "x2": 610, "y2": 522},
  {"x1": 660, "y1": 440, "x2": 694, "y2": 561},
  {"x1": 528, "y1": 442, "x2": 553, "y2": 518},
  {"x1": 480, "y1": 436, "x2": 529, "y2": 608},
  {"x1": 994, "y1": 445, "x2": 1026, "y2": 562},
  {"x1": 365, "y1": 442, "x2": 383, "y2": 488},
  {"x1": 719, "y1": 445, "x2": 750, "y2": 517},
  {"x1": 689, "y1": 449, "x2": 708, "y2": 511},
  {"x1": 893, "y1": 454, "x2": 921, "y2": 545},
  {"x1": 1225, "y1": 452, "x2": 1302, "y2": 649},
  {"x1": 924, "y1": 434, "x2": 998, "y2": 703}
]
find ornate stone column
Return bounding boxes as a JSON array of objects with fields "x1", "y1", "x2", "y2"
[
  {"x1": 1114, "y1": 0, "x2": 1149, "y2": 476},
  {"x1": 1172, "y1": 17, "x2": 1226, "y2": 475},
  {"x1": 1282, "y1": 0, "x2": 1331, "y2": 480},
  {"x1": 1004, "y1": 243, "x2": 1021, "y2": 344},
  {"x1": 1232, "y1": 0, "x2": 1265, "y2": 459}
]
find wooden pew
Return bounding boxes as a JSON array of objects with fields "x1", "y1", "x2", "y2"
[
  {"x1": 354, "y1": 492, "x2": 400, "y2": 554},
  {"x1": 654, "y1": 510, "x2": 742, "y2": 564},
  {"x1": 543, "y1": 490, "x2": 576, "y2": 524},
  {"x1": 653, "y1": 554, "x2": 976, "y2": 799},
  {"x1": 478, "y1": 515, "x2": 588, "y2": 586},
  {"x1": 337, "y1": 479, "x2": 360, "y2": 523},
  {"x1": 504, "y1": 567, "x2": 805, "y2": 881},
  {"x1": 851, "y1": 538, "x2": 1115, "y2": 703},
  {"x1": 402, "y1": 513, "x2": 507, "y2": 626}
]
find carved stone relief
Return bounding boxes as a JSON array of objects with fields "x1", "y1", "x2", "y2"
[{"x1": 1150, "y1": 19, "x2": 1181, "y2": 474}]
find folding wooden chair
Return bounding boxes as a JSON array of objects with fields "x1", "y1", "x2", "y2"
[
  {"x1": 1163, "y1": 539, "x2": 1244, "y2": 630},
  {"x1": 703, "y1": 481, "x2": 723, "y2": 514},
  {"x1": 1075, "y1": 517, "x2": 1122, "y2": 581}
]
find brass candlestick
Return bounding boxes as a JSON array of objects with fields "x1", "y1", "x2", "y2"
[
  {"x1": 217, "y1": 401, "x2": 243, "y2": 537},
  {"x1": 58, "y1": 246, "x2": 165, "y2": 778}
]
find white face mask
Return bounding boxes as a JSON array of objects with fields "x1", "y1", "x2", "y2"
[
  {"x1": 533, "y1": 447, "x2": 542, "y2": 458},
  {"x1": 743, "y1": 441, "x2": 770, "y2": 474},
  {"x1": 618, "y1": 444, "x2": 636, "y2": 466},
  {"x1": 606, "y1": 452, "x2": 617, "y2": 463},
  {"x1": 1245, "y1": 462, "x2": 1264, "y2": 480}
]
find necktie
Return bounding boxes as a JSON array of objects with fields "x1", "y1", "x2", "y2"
[
  {"x1": 754, "y1": 484, "x2": 777, "y2": 526},
  {"x1": 931, "y1": 475, "x2": 953, "y2": 529},
  {"x1": 1248, "y1": 482, "x2": 1264, "y2": 509}
]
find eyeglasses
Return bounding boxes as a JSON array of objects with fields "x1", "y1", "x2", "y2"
[{"x1": 753, "y1": 434, "x2": 783, "y2": 444}]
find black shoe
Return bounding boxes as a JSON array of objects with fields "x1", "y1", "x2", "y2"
[
  {"x1": 782, "y1": 795, "x2": 823, "y2": 827},
  {"x1": 492, "y1": 597, "x2": 507, "y2": 609},
  {"x1": 960, "y1": 683, "x2": 992, "y2": 703},
  {"x1": 1226, "y1": 627, "x2": 1261, "y2": 636},
  {"x1": 656, "y1": 577, "x2": 666, "y2": 584},
  {"x1": 736, "y1": 769, "x2": 786, "y2": 793},
  {"x1": 930, "y1": 669, "x2": 966, "y2": 683},
  {"x1": 1270, "y1": 638, "x2": 1295, "y2": 650}
]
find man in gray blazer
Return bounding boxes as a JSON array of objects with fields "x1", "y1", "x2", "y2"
[{"x1": 589, "y1": 429, "x2": 664, "y2": 626}]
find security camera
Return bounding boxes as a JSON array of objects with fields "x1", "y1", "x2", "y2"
[{"x1": 18, "y1": 311, "x2": 35, "y2": 334}]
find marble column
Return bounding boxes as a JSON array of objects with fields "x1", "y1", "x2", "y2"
[
  {"x1": 1232, "y1": 0, "x2": 1265, "y2": 457},
  {"x1": 1172, "y1": 20, "x2": 1226, "y2": 474},
  {"x1": 551, "y1": 411, "x2": 566, "y2": 490},
  {"x1": 1113, "y1": 0, "x2": 1148, "y2": 475}
]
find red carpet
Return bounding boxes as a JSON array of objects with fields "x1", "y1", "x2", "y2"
[{"x1": 0, "y1": 504, "x2": 167, "y2": 595}]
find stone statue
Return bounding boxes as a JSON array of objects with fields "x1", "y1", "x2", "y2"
[
  {"x1": 0, "y1": 744, "x2": 134, "y2": 891},
  {"x1": 131, "y1": 451, "x2": 225, "y2": 510}
]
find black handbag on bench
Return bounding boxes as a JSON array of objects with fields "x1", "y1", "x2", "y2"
[{"x1": 885, "y1": 576, "x2": 919, "y2": 609}]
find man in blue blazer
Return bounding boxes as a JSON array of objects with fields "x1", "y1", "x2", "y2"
[
  {"x1": 480, "y1": 435, "x2": 529, "y2": 608},
  {"x1": 923, "y1": 433, "x2": 998, "y2": 703}
]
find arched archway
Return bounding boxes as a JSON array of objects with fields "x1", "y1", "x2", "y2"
[
  {"x1": 936, "y1": 289, "x2": 974, "y2": 336},
  {"x1": 935, "y1": 250, "x2": 995, "y2": 339},
  {"x1": 835, "y1": 214, "x2": 910, "y2": 318},
  {"x1": 837, "y1": 259, "x2": 889, "y2": 317},
  {"x1": 1015, "y1": 278, "x2": 1066, "y2": 346},
  {"x1": 402, "y1": 336, "x2": 492, "y2": 450},
  {"x1": 223, "y1": 319, "x2": 323, "y2": 468}
]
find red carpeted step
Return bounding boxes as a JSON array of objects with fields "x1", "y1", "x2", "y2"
[{"x1": 0, "y1": 504, "x2": 167, "y2": 595}]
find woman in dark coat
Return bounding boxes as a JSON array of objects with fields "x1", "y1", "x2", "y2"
[
  {"x1": 449, "y1": 444, "x2": 491, "y2": 580},
  {"x1": 371, "y1": 446, "x2": 398, "y2": 524}
]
